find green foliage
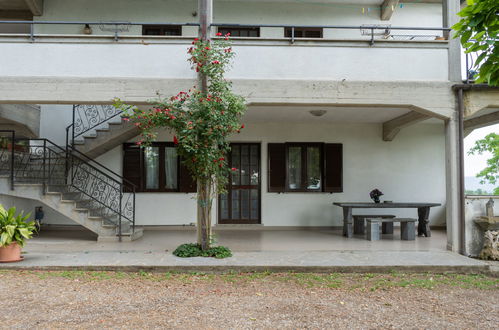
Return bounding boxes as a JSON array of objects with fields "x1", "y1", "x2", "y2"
[
  {"x1": 173, "y1": 243, "x2": 232, "y2": 259},
  {"x1": 468, "y1": 133, "x2": 499, "y2": 195},
  {"x1": 0, "y1": 205, "x2": 36, "y2": 248},
  {"x1": 453, "y1": 0, "x2": 499, "y2": 86},
  {"x1": 465, "y1": 188, "x2": 491, "y2": 195},
  {"x1": 115, "y1": 35, "x2": 246, "y2": 192}
]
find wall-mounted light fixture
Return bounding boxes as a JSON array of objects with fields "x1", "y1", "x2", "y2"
[{"x1": 309, "y1": 110, "x2": 327, "y2": 117}]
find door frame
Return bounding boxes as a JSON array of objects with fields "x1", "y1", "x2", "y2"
[{"x1": 218, "y1": 142, "x2": 261, "y2": 224}]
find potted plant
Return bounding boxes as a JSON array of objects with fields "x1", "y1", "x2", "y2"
[{"x1": 0, "y1": 205, "x2": 36, "y2": 263}]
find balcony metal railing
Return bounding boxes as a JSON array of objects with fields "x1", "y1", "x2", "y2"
[{"x1": 0, "y1": 20, "x2": 450, "y2": 44}]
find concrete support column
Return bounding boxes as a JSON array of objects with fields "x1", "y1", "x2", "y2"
[
  {"x1": 445, "y1": 111, "x2": 461, "y2": 253},
  {"x1": 443, "y1": 0, "x2": 462, "y2": 82},
  {"x1": 443, "y1": 1, "x2": 465, "y2": 254}
]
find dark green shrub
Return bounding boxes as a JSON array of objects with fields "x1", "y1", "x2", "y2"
[{"x1": 173, "y1": 243, "x2": 232, "y2": 259}]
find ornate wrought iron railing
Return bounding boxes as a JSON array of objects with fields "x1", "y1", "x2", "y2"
[
  {"x1": 0, "y1": 132, "x2": 135, "y2": 238},
  {"x1": 66, "y1": 104, "x2": 124, "y2": 147}
]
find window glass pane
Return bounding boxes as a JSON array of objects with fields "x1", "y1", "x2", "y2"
[
  {"x1": 250, "y1": 145, "x2": 259, "y2": 185},
  {"x1": 250, "y1": 189, "x2": 259, "y2": 220},
  {"x1": 241, "y1": 189, "x2": 249, "y2": 219},
  {"x1": 241, "y1": 145, "x2": 249, "y2": 185},
  {"x1": 231, "y1": 189, "x2": 240, "y2": 219},
  {"x1": 288, "y1": 146, "x2": 302, "y2": 190},
  {"x1": 220, "y1": 193, "x2": 229, "y2": 219},
  {"x1": 231, "y1": 145, "x2": 240, "y2": 185},
  {"x1": 307, "y1": 146, "x2": 321, "y2": 190},
  {"x1": 165, "y1": 147, "x2": 178, "y2": 190},
  {"x1": 145, "y1": 147, "x2": 159, "y2": 189}
]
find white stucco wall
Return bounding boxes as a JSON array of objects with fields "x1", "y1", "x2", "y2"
[
  {"x1": 0, "y1": 42, "x2": 448, "y2": 81},
  {"x1": 34, "y1": 0, "x2": 442, "y2": 39},
  {"x1": 0, "y1": 1, "x2": 448, "y2": 82},
  {"x1": 37, "y1": 113, "x2": 447, "y2": 227}
]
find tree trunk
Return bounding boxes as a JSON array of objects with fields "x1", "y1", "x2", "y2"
[{"x1": 197, "y1": 178, "x2": 212, "y2": 250}]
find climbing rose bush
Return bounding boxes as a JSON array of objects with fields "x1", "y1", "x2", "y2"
[{"x1": 115, "y1": 33, "x2": 246, "y2": 251}]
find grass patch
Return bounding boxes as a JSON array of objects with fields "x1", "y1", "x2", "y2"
[{"x1": 2, "y1": 270, "x2": 498, "y2": 290}]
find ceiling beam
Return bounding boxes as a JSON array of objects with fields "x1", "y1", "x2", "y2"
[
  {"x1": 381, "y1": 0, "x2": 400, "y2": 21},
  {"x1": 24, "y1": 0, "x2": 43, "y2": 16},
  {"x1": 383, "y1": 111, "x2": 430, "y2": 141},
  {"x1": 464, "y1": 110, "x2": 499, "y2": 137}
]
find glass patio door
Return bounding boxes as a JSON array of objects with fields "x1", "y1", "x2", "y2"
[{"x1": 219, "y1": 143, "x2": 260, "y2": 224}]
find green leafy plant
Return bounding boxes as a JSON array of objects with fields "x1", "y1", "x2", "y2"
[
  {"x1": 453, "y1": 0, "x2": 499, "y2": 86},
  {"x1": 115, "y1": 33, "x2": 246, "y2": 250},
  {"x1": 468, "y1": 133, "x2": 499, "y2": 195},
  {"x1": 173, "y1": 243, "x2": 232, "y2": 259},
  {"x1": 0, "y1": 205, "x2": 36, "y2": 247}
]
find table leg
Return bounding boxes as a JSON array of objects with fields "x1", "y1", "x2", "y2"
[
  {"x1": 417, "y1": 207, "x2": 431, "y2": 237},
  {"x1": 343, "y1": 207, "x2": 353, "y2": 238}
]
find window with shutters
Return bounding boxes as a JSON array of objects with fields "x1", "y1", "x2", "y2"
[
  {"x1": 268, "y1": 142, "x2": 342, "y2": 193},
  {"x1": 123, "y1": 143, "x2": 196, "y2": 193}
]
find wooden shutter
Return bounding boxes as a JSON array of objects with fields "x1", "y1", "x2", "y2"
[
  {"x1": 123, "y1": 144, "x2": 142, "y2": 192},
  {"x1": 179, "y1": 157, "x2": 197, "y2": 193},
  {"x1": 268, "y1": 143, "x2": 286, "y2": 192},
  {"x1": 323, "y1": 143, "x2": 343, "y2": 193}
]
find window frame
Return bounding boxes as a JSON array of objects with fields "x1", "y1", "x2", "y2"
[
  {"x1": 124, "y1": 142, "x2": 180, "y2": 193},
  {"x1": 285, "y1": 142, "x2": 324, "y2": 192},
  {"x1": 142, "y1": 24, "x2": 182, "y2": 36},
  {"x1": 217, "y1": 26, "x2": 260, "y2": 37},
  {"x1": 284, "y1": 27, "x2": 323, "y2": 38}
]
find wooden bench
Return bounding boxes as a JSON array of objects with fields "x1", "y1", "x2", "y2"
[
  {"x1": 366, "y1": 218, "x2": 417, "y2": 241},
  {"x1": 353, "y1": 214, "x2": 396, "y2": 235}
]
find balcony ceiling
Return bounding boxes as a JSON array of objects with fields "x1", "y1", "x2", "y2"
[{"x1": 244, "y1": 105, "x2": 414, "y2": 124}]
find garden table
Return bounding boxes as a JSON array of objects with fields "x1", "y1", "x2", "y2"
[{"x1": 333, "y1": 202, "x2": 441, "y2": 238}]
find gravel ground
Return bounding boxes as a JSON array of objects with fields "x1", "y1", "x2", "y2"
[{"x1": 0, "y1": 271, "x2": 497, "y2": 329}]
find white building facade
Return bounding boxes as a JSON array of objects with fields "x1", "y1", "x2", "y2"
[{"x1": 0, "y1": 0, "x2": 465, "y2": 251}]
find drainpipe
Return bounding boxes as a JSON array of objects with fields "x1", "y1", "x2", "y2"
[{"x1": 457, "y1": 87, "x2": 465, "y2": 255}]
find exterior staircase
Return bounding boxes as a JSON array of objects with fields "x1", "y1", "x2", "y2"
[
  {"x1": 0, "y1": 134, "x2": 142, "y2": 242},
  {"x1": 68, "y1": 105, "x2": 139, "y2": 159}
]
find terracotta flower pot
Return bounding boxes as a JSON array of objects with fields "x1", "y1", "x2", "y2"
[{"x1": 0, "y1": 242, "x2": 23, "y2": 263}]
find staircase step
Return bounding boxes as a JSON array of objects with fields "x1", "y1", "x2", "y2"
[
  {"x1": 97, "y1": 228, "x2": 143, "y2": 242},
  {"x1": 108, "y1": 121, "x2": 126, "y2": 126}
]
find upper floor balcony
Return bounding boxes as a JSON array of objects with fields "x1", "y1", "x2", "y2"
[{"x1": 0, "y1": 0, "x2": 453, "y2": 85}]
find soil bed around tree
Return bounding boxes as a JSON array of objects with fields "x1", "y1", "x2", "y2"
[{"x1": 0, "y1": 270, "x2": 497, "y2": 329}]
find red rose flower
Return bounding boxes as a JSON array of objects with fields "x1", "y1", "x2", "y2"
[
  {"x1": 173, "y1": 136, "x2": 179, "y2": 145},
  {"x1": 216, "y1": 32, "x2": 222, "y2": 36}
]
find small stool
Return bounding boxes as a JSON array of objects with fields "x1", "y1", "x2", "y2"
[
  {"x1": 398, "y1": 219, "x2": 417, "y2": 240},
  {"x1": 353, "y1": 215, "x2": 396, "y2": 235},
  {"x1": 366, "y1": 218, "x2": 381, "y2": 241}
]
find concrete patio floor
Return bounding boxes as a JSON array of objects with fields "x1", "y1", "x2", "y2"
[{"x1": 0, "y1": 228, "x2": 493, "y2": 274}]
